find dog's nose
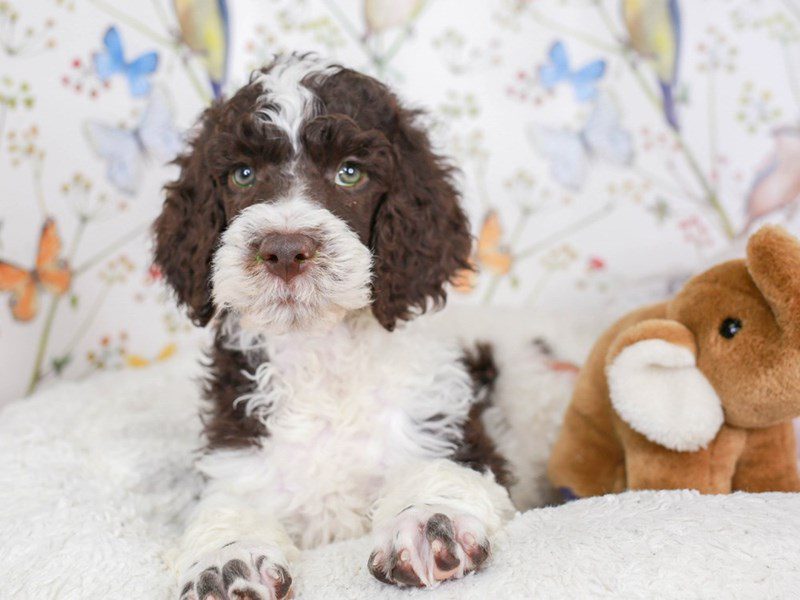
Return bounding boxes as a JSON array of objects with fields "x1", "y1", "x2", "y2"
[{"x1": 256, "y1": 233, "x2": 319, "y2": 282}]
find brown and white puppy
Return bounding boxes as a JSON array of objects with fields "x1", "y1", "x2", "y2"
[{"x1": 154, "y1": 53, "x2": 518, "y2": 599}]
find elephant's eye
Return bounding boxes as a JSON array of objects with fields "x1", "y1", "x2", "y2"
[{"x1": 719, "y1": 317, "x2": 742, "y2": 339}]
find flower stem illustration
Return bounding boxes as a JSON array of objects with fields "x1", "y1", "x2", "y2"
[
  {"x1": 481, "y1": 201, "x2": 614, "y2": 304},
  {"x1": 24, "y1": 212, "x2": 148, "y2": 395},
  {"x1": 595, "y1": 2, "x2": 736, "y2": 239},
  {"x1": 320, "y1": 0, "x2": 430, "y2": 77},
  {"x1": 25, "y1": 294, "x2": 59, "y2": 395}
]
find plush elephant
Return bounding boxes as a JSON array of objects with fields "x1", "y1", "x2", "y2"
[{"x1": 548, "y1": 225, "x2": 800, "y2": 498}]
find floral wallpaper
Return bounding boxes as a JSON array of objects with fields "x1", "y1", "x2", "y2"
[{"x1": 1, "y1": 0, "x2": 799, "y2": 403}]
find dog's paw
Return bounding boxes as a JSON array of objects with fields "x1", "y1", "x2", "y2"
[
  {"x1": 179, "y1": 542, "x2": 292, "y2": 600},
  {"x1": 368, "y1": 505, "x2": 491, "y2": 588}
]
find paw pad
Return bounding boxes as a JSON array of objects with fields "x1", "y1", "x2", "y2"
[
  {"x1": 368, "y1": 507, "x2": 491, "y2": 588},
  {"x1": 179, "y1": 543, "x2": 292, "y2": 600}
]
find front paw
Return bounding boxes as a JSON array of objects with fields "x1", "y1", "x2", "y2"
[
  {"x1": 368, "y1": 506, "x2": 491, "y2": 588},
  {"x1": 179, "y1": 542, "x2": 292, "y2": 600}
]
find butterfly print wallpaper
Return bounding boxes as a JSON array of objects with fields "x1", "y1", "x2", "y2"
[{"x1": 1, "y1": 0, "x2": 799, "y2": 403}]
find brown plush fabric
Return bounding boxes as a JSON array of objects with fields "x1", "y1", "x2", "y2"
[
  {"x1": 614, "y1": 419, "x2": 747, "y2": 494},
  {"x1": 732, "y1": 422, "x2": 800, "y2": 492},
  {"x1": 548, "y1": 225, "x2": 800, "y2": 497},
  {"x1": 547, "y1": 303, "x2": 665, "y2": 498}
]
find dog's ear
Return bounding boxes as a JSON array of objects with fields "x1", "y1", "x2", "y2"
[
  {"x1": 153, "y1": 103, "x2": 225, "y2": 326},
  {"x1": 370, "y1": 106, "x2": 472, "y2": 330}
]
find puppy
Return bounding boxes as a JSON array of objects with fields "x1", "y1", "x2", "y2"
[{"x1": 154, "y1": 53, "x2": 523, "y2": 599}]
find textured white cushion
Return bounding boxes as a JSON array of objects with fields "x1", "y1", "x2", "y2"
[{"x1": 2, "y1": 353, "x2": 799, "y2": 599}]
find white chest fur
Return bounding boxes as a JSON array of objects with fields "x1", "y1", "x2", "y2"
[{"x1": 198, "y1": 314, "x2": 474, "y2": 549}]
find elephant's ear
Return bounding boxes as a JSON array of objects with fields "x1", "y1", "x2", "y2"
[
  {"x1": 747, "y1": 225, "x2": 800, "y2": 337},
  {"x1": 606, "y1": 319, "x2": 724, "y2": 452}
]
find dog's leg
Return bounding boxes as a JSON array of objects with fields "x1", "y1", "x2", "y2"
[
  {"x1": 175, "y1": 489, "x2": 296, "y2": 600},
  {"x1": 367, "y1": 459, "x2": 515, "y2": 588}
]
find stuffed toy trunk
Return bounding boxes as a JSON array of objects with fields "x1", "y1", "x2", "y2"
[{"x1": 548, "y1": 225, "x2": 800, "y2": 498}]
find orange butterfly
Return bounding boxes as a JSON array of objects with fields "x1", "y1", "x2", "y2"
[
  {"x1": 453, "y1": 210, "x2": 514, "y2": 293},
  {"x1": 0, "y1": 218, "x2": 71, "y2": 321}
]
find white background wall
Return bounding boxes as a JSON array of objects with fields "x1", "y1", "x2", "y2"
[{"x1": 1, "y1": 0, "x2": 799, "y2": 402}]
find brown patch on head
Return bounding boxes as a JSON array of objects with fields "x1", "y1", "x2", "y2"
[
  {"x1": 155, "y1": 59, "x2": 471, "y2": 331},
  {"x1": 153, "y1": 101, "x2": 226, "y2": 327},
  {"x1": 152, "y1": 80, "x2": 295, "y2": 326},
  {"x1": 299, "y1": 113, "x2": 394, "y2": 244},
  {"x1": 368, "y1": 105, "x2": 471, "y2": 330},
  {"x1": 309, "y1": 68, "x2": 472, "y2": 330}
]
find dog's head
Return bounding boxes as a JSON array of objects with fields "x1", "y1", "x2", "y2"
[{"x1": 153, "y1": 53, "x2": 471, "y2": 334}]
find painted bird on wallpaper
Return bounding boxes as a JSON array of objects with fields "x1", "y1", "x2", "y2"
[
  {"x1": 172, "y1": 0, "x2": 229, "y2": 99},
  {"x1": 622, "y1": 0, "x2": 681, "y2": 130},
  {"x1": 364, "y1": 0, "x2": 426, "y2": 36},
  {"x1": 743, "y1": 126, "x2": 800, "y2": 233}
]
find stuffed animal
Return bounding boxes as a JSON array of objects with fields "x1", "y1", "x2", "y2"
[{"x1": 548, "y1": 225, "x2": 800, "y2": 498}]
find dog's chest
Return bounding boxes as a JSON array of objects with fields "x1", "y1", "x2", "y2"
[{"x1": 243, "y1": 318, "x2": 473, "y2": 547}]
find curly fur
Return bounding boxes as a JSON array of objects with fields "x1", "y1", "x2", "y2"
[
  {"x1": 153, "y1": 54, "x2": 471, "y2": 332},
  {"x1": 151, "y1": 53, "x2": 508, "y2": 597}
]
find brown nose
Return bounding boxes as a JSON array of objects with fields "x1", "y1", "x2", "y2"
[{"x1": 256, "y1": 233, "x2": 319, "y2": 282}]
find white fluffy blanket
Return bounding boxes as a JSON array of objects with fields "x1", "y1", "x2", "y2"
[{"x1": 2, "y1": 350, "x2": 800, "y2": 599}]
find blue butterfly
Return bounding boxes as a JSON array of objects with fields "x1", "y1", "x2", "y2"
[
  {"x1": 93, "y1": 26, "x2": 159, "y2": 97},
  {"x1": 84, "y1": 88, "x2": 183, "y2": 195},
  {"x1": 529, "y1": 94, "x2": 633, "y2": 191},
  {"x1": 539, "y1": 41, "x2": 606, "y2": 102}
]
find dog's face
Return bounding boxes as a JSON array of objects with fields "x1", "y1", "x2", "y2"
[{"x1": 153, "y1": 54, "x2": 471, "y2": 334}]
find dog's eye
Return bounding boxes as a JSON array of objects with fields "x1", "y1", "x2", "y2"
[
  {"x1": 719, "y1": 317, "x2": 742, "y2": 340},
  {"x1": 230, "y1": 166, "x2": 256, "y2": 188},
  {"x1": 334, "y1": 162, "x2": 366, "y2": 188}
]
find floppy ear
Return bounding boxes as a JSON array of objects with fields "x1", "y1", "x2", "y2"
[
  {"x1": 153, "y1": 103, "x2": 225, "y2": 326},
  {"x1": 370, "y1": 107, "x2": 472, "y2": 330},
  {"x1": 746, "y1": 225, "x2": 800, "y2": 339},
  {"x1": 606, "y1": 319, "x2": 724, "y2": 452}
]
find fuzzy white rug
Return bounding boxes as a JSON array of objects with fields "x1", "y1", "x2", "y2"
[{"x1": 2, "y1": 327, "x2": 800, "y2": 599}]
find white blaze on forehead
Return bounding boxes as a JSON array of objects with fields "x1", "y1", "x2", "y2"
[{"x1": 252, "y1": 54, "x2": 340, "y2": 148}]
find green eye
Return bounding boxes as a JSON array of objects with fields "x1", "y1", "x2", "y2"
[
  {"x1": 231, "y1": 165, "x2": 256, "y2": 188},
  {"x1": 335, "y1": 162, "x2": 366, "y2": 188}
]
